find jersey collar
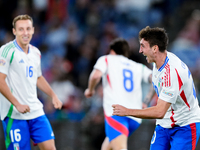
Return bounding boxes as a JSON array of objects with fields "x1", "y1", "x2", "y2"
[
  {"x1": 158, "y1": 56, "x2": 169, "y2": 72},
  {"x1": 13, "y1": 39, "x2": 30, "y2": 54}
]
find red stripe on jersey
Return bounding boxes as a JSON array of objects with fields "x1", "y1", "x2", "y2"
[
  {"x1": 164, "y1": 63, "x2": 171, "y2": 87},
  {"x1": 105, "y1": 56, "x2": 112, "y2": 89},
  {"x1": 180, "y1": 90, "x2": 190, "y2": 109},
  {"x1": 105, "y1": 115, "x2": 129, "y2": 136},
  {"x1": 175, "y1": 68, "x2": 183, "y2": 90},
  {"x1": 190, "y1": 123, "x2": 197, "y2": 150},
  {"x1": 170, "y1": 107, "x2": 177, "y2": 128},
  {"x1": 175, "y1": 68, "x2": 190, "y2": 109}
]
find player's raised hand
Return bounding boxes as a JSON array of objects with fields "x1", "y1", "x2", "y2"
[
  {"x1": 112, "y1": 104, "x2": 129, "y2": 116},
  {"x1": 15, "y1": 104, "x2": 30, "y2": 114},
  {"x1": 52, "y1": 96, "x2": 63, "y2": 109},
  {"x1": 84, "y1": 89, "x2": 95, "y2": 98}
]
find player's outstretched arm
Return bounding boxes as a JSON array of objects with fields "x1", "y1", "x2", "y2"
[
  {"x1": 84, "y1": 69, "x2": 102, "y2": 98},
  {"x1": 0, "y1": 72, "x2": 30, "y2": 113},
  {"x1": 37, "y1": 75, "x2": 62, "y2": 109},
  {"x1": 112, "y1": 98, "x2": 171, "y2": 119}
]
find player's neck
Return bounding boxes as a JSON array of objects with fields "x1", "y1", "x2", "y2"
[
  {"x1": 16, "y1": 40, "x2": 29, "y2": 54},
  {"x1": 109, "y1": 50, "x2": 116, "y2": 55},
  {"x1": 21, "y1": 45, "x2": 29, "y2": 54},
  {"x1": 155, "y1": 50, "x2": 167, "y2": 69}
]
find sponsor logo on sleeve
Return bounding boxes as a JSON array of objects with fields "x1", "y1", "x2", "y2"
[
  {"x1": 162, "y1": 90, "x2": 173, "y2": 97},
  {"x1": 0, "y1": 59, "x2": 6, "y2": 66}
]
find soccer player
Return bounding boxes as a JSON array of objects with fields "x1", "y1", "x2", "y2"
[
  {"x1": 84, "y1": 38, "x2": 154, "y2": 150},
  {"x1": 112, "y1": 26, "x2": 200, "y2": 150},
  {"x1": 0, "y1": 14, "x2": 62, "y2": 150}
]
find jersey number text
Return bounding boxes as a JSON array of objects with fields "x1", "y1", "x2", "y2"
[
  {"x1": 26, "y1": 66, "x2": 33, "y2": 77},
  {"x1": 10, "y1": 129, "x2": 21, "y2": 142},
  {"x1": 123, "y1": 69, "x2": 134, "y2": 92}
]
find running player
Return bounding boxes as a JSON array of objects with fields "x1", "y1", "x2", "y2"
[
  {"x1": 113, "y1": 26, "x2": 200, "y2": 150},
  {"x1": 0, "y1": 14, "x2": 62, "y2": 150},
  {"x1": 84, "y1": 38, "x2": 154, "y2": 150}
]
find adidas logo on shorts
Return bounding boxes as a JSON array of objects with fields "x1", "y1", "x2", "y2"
[{"x1": 51, "y1": 132, "x2": 54, "y2": 137}]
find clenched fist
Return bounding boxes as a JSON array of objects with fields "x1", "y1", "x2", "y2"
[{"x1": 112, "y1": 104, "x2": 129, "y2": 116}]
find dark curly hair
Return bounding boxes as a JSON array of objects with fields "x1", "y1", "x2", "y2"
[{"x1": 139, "y1": 26, "x2": 168, "y2": 52}]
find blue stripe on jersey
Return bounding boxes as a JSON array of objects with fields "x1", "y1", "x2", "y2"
[
  {"x1": 13, "y1": 40, "x2": 30, "y2": 53},
  {"x1": 188, "y1": 69, "x2": 191, "y2": 78},
  {"x1": 193, "y1": 83, "x2": 197, "y2": 99},
  {"x1": 188, "y1": 69, "x2": 196, "y2": 99},
  {"x1": 158, "y1": 56, "x2": 169, "y2": 72},
  {"x1": 152, "y1": 81, "x2": 159, "y2": 97}
]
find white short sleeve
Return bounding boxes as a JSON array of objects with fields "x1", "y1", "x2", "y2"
[
  {"x1": 94, "y1": 56, "x2": 107, "y2": 74},
  {"x1": 0, "y1": 44, "x2": 14, "y2": 75}
]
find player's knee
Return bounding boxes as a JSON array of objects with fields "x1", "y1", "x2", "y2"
[
  {"x1": 111, "y1": 142, "x2": 127, "y2": 150},
  {"x1": 40, "y1": 146, "x2": 56, "y2": 150},
  {"x1": 101, "y1": 137, "x2": 110, "y2": 150},
  {"x1": 38, "y1": 139, "x2": 56, "y2": 150}
]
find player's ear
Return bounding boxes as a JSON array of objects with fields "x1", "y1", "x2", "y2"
[
  {"x1": 153, "y1": 45, "x2": 158, "y2": 53},
  {"x1": 12, "y1": 28, "x2": 16, "y2": 35}
]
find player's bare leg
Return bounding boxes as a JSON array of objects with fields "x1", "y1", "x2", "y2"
[
  {"x1": 101, "y1": 134, "x2": 127, "y2": 150},
  {"x1": 38, "y1": 139, "x2": 56, "y2": 150},
  {"x1": 101, "y1": 137, "x2": 112, "y2": 150},
  {"x1": 110, "y1": 134, "x2": 127, "y2": 150}
]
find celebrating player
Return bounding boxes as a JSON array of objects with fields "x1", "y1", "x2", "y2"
[
  {"x1": 113, "y1": 26, "x2": 200, "y2": 150},
  {"x1": 0, "y1": 14, "x2": 62, "y2": 150}
]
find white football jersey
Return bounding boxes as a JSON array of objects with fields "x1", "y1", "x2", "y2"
[
  {"x1": 94, "y1": 55, "x2": 152, "y2": 123},
  {"x1": 0, "y1": 40, "x2": 44, "y2": 120},
  {"x1": 152, "y1": 52, "x2": 200, "y2": 128}
]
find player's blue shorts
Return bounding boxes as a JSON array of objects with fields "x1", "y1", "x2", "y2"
[
  {"x1": 150, "y1": 123, "x2": 200, "y2": 150},
  {"x1": 2, "y1": 115, "x2": 55, "y2": 150},
  {"x1": 105, "y1": 114, "x2": 140, "y2": 142}
]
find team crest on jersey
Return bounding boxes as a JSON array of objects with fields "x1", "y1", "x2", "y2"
[
  {"x1": 162, "y1": 90, "x2": 173, "y2": 97},
  {"x1": 13, "y1": 143, "x2": 20, "y2": 150},
  {"x1": 0, "y1": 59, "x2": 6, "y2": 66},
  {"x1": 158, "y1": 78, "x2": 162, "y2": 88},
  {"x1": 158, "y1": 78, "x2": 162, "y2": 83}
]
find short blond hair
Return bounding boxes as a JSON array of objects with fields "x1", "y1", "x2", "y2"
[{"x1": 12, "y1": 14, "x2": 33, "y2": 29}]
